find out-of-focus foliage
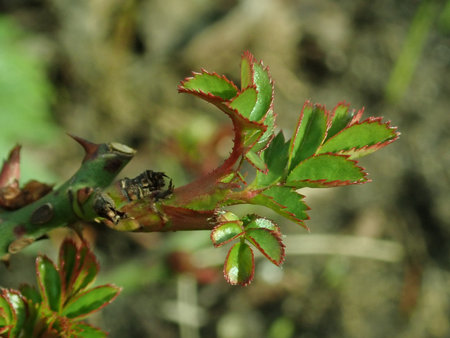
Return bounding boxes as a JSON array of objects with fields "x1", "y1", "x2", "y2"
[{"x1": 0, "y1": 17, "x2": 61, "y2": 182}]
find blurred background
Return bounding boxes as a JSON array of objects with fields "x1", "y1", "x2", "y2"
[{"x1": 0, "y1": 0, "x2": 449, "y2": 337}]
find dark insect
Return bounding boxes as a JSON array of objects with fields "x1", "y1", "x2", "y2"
[{"x1": 120, "y1": 170, "x2": 173, "y2": 202}]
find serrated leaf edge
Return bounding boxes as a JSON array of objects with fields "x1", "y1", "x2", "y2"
[
  {"x1": 223, "y1": 242, "x2": 255, "y2": 286},
  {"x1": 287, "y1": 153, "x2": 370, "y2": 187},
  {"x1": 210, "y1": 221, "x2": 244, "y2": 247},
  {"x1": 321, "y1": 116, "x2": 400, "y2": 156},
  {"x1": 178, "y1": 70, "x2": 239, "y2": 102},
  {"x1": 258, "y1": 188, "x2": 310, "y2": 230},
  {"x1": 246, "y1": 228, "x2": 286, "y2": 266}
]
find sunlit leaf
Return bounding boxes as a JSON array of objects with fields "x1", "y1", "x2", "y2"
[
  {"x1": 326, "y1": 102, "x2": 353, "y2": 140},
  {"x1": 288, "y1": 102, "x2": 329, "y2": 171},
  {"x1": 224, "y1": 242, "x2": 254, "y2": 286},
  {"x1": 287, "y1": 154, "x2": 368, "y2": 187},
  {"x1": 229, "y1": 87, "x2": 257, "y2": 119},
  {"x1": 249, "y1": 61, "x2": 273, "y2": 121},
  {"x1": 6, "y1": 290, "x2": 26, "y2": 337},
  {"x1": 179, "y1": 71, "x2": 238, "y2": 101},
  {"x1": 318, "y1": 117, "x2": 399, "y2": 158},
  {"x1": 211, "y1": 221, "x2": 244, "y2": 247},
  {"x1": 243, "y1": 215, "x2": 280, "y2": 232}
]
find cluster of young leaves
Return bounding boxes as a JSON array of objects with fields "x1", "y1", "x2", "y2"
[
  {"x1": 178, "y1": 52, "x2": 399, "y2": 285},
  {"x1": 0, "y1": 239, "x2": 120, "y2": 337}
]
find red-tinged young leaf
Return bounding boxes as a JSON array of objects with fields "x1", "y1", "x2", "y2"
[
  {"x1": 326, "y1": 102, "x2": 353, "y2": 140},
  {"x1": 0, "y1": 145, "x2": 21, "y2": 188},
  {"x1": 318, "y1": 117, "x2": 399, "y2": 158},
  {"x1": 288, "y1": 102, "x2": 329, "y2": 171},
  {"x1": 287, "y1": 154, "x2": 368, "y2": 187},
  {"x1": 59, "y1": 239, "x2": 78, "y2": 296},
  {"x1": 70, "y1": 323, "x2": 106, "y2": 338},
  {"x1": 255, "y1": 132, "x2": 289, "y2": 187},
  {"x1": 61, "y1": 285, "x2": 121, "y2": 319},
  {"x1": 229, "y1": 87, "x2": 257, "y2": 119},
  {"x1": 211, "y1": 221, "x2": 244, "y2": 247},
  {"x1": 246, "y1": 228, "x2": 285, "y2": 266},
  {"x1": 179, "y1": 71, "x2": 238, "y2": 101},
  {"x1": 224, "y1": 242, "x2": 254, "y2": 286},
  {"x1": 6, "y1": 290, "x2": 26, "y2": 337},
  {"x1": 70, "y1": 246, "x2": 99, "y2": 296},
  {"x1": 251, "y1": 186, "x2": 309, "y2": 229},
  {"x1": 249, "y1": 61, "x2": 273, "y2": 122},
  {"x1": 241, "y1": 51, "x2": 254, "y2": 89},
  {"x1": 243, "y1": 215, "x2": 280, "y2": 232},
  {"x1": 36, "y1": 255, "x2": 62, "y2": 312}
]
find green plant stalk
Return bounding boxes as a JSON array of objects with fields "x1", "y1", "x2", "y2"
[{"x1": 0, "y1": 140, "x2": 135, "y2": 258}]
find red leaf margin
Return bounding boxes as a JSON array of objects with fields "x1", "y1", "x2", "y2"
[
  {"x1": 287, "y1": 152, "x2": 370, "y2": 188},
  {"x1": 246, "y1": 228, "x2": 286, "y2": 266},
  {"x1": 210, "y1": 220, "x2": 244, "y2": 248},
  {"x1": 323, "y1": 116, "x2": 400, "y2": 157},
  {"x1": 223, "y1": 242, "x2": 255, "y2": 286}
]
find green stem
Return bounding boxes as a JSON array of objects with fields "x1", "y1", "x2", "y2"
[{"x1": 0, "y1": 140, "x2": 135, "y2": 258}]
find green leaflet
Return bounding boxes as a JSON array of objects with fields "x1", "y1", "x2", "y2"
[
  {"x1": 251, "y1": 186, "x2": 309, "y2": 228},
  {"x1": 6, "y1": 291, "x2": 26, "y2": 337},
  {"x1": 36, "y1": 256, "x2": 61, "y2": 313},
  {"x1": 250, "y1": 62, "x2": 273, "y2": 121},
  {"x1": 61, "y1": 285, "x2": 121, "y2": 319},
  {"x1": 245, "y1": 228, "x2": 285, "y2": 266},
  {"x1": 211, "y1": 221, "x2": 244, "y2": 247},
  {"x1": 287, "y1": 154, "x2": 367, "y2": 187},
  {"x1": 181, "y1": 72, "x2": 238, "y2": 100},
  {"x1": 255, "y1": 132, "x2": 289, "y2": 187},
  {"x1": 229, "y1": 87, "x2": 258, "y2": 119},
  {"x1": 326, "y1": 103, "x2": 353, "y2": 140},
  {"x1": 318, "y1": 118, "x2": 398, "y2": 158},
  {"x1": 246, "y1": 150, "x2": 267, "y2": 172},
  {"x1": 288, "y1": 102, "x2": 328, "y2": 171},
  {"x1": 0, "y1": 291, "x2": 14, "y2": 327},
  {"x1": 251, "y1": 109, "x2": 276, "y2": 153},
  {"x1": 243, "y1": 214, "x2": 280, "y2": 232},
  {"x1": 224, "y1": 242, "x2": 254, "y2": 286}
]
